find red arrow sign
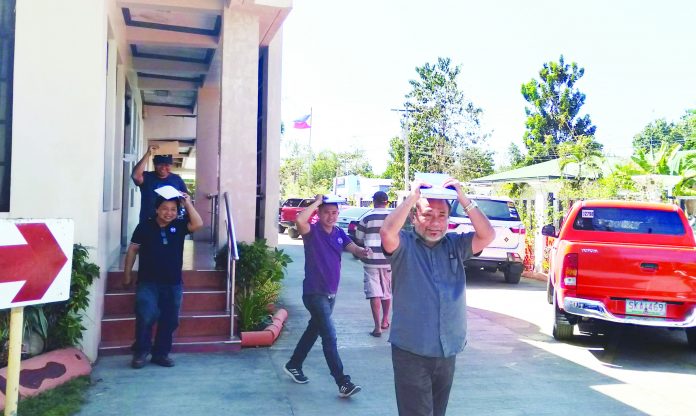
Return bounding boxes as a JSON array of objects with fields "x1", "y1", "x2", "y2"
[{"x1": 0, "y1": 223, "x2": 68, "y2": 303}]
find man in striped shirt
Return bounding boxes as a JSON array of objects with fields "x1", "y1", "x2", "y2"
[{"x1": 355, "y1": 191, "x2": 393, "y2": 337}]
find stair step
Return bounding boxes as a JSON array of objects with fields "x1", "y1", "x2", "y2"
[
  {"x1": 99, "y1": 335, "x2": 241, "y2": 356},
  {"x1": 103, "y1": 289, "x2": 227, "y2": 315},
  {"x1": 106, "y1": 270, "x2": 227, "y2": 291},
  {"x1": 101, "y1": 312, "x2": 232, "y2": 342}
]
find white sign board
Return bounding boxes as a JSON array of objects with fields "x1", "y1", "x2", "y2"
[{"x1": 0, "y1": 219, "x2": 74, "y2": 309}]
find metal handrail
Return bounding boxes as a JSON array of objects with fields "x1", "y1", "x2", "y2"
[
  {"x1": 222, "y1": 192, "x2": 239, "y2": 340},
  {"x1": 207, "y1": 193, "x2": 219, "y2": 244}
]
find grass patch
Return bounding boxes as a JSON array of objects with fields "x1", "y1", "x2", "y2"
[{"x1": 16, "y1": 376, "x2": 91, "y2": 416}]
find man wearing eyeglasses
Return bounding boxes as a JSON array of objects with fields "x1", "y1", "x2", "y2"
[{"x1": 123, "y1": 193, "x2": 203, "y2": 369}]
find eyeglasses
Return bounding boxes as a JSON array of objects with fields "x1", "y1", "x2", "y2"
[{"x1": 160, "y1": 229, "x2": 169, "y2": 245}]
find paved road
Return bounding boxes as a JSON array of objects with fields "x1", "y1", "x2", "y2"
[{"x1": 79, "y1": 233, "x2": 696, "y2": 416}]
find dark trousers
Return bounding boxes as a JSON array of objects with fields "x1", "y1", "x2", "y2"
[
  {"x1": 133, "y1": 281, "x2": 183, "y2": 357},
  {"x1": 392, "y1": 345, "x2": 457, "y2": 416},
  {"x1": 289, "y1": 294, "x2": 348, "y2": 386}
]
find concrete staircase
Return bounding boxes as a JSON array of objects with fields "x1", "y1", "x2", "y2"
[{"x1": 98, "y1": 269, "x2": 241, "y2": 356}]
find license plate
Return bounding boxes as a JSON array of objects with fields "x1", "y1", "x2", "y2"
[{"x1": 626, "y1": 300, "x2": 666, "y2": 317}]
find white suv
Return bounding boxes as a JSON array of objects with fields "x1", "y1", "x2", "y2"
[{"x1": 448, "y1": 196, "x2": 526, "y2": 284}]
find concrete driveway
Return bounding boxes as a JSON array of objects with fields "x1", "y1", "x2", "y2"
[{"x1": 79, "y1": 233, "x2": 696, "y2": 415}]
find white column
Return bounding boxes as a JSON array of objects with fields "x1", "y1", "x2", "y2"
[
  {"x1": 262, "y1": 28, "x2": 283, "y2": 247},
  {"x1": 534, "y1": 189, "x2": 546, "y2": 272},
  {"x1": 219, "y1": 8, "x2": 259, "y2": 244},
  {"x1": 194, "y1": 86, "x2": 221, "y2": 242}
]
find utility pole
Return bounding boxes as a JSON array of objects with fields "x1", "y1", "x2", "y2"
[{"x1": 392, "y1": 108, "x2": 414, "y2": 191}]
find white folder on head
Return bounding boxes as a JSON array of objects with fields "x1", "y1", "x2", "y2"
[
  {"x1": 414, "y1": 172, "x2": 458, "y2": 200},
  {"x1": 155, "y1": 185, "x2": 182, "y2": 200}
]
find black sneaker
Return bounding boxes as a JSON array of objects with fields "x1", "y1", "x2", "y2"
[
  {"x1": 151, "y1": 355, "x2": 175, "y2": 367},
  {"x1": 284, "y1": 362, "x2": 309, "y2": 384},
  {"x1": 338, "y1": 381, "x2": 361, "y2": 398}
]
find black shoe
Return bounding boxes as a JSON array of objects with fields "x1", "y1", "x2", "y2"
[
  {"x1": 151, "y1": 355, "x2": 175, "y2": 367},
  {"x1": 131, "y1": 353, "x2": 148, "y2": 369},
  {"x1": 338, "y1": 380, "x2": 361, "y2": 398},
  {"x1": 284, "y1": 362, "x2": 309, "y2": 384}
]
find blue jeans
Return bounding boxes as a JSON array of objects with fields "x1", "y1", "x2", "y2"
[
  {"x1": 133, "y1": 281, "x2": 183, "y2": 357},
  {"x1": 289, "y1": 294, "x2": 348, "y2": 385}
]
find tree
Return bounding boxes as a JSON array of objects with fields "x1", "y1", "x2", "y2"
[
  {"x1": 617, "y1": 142, "x2": 696, "y2": 196},
  {"x1": 384, "y1": 57, "x2": 491, "y2": 189},
  {"x1": 632, "y1": 118, "x2": 684, "y2": 153},
  {"x1": 280, "y1": 146, "x2": 376, "y2": 198},
  {"x1": 683, "y1": 110, "x2": 696, "y2": 149},
  {"x1": 557, "y1": 135, "x2": 605, "y2": 183},
  {"x1": 521, "y1": 55, "x2": 599, "y2": 163},
  {"x1": 279, "y1": 142, "x2": 311, "y2": 198},
  {"x1": 633, "y1": 110, "x2": 696, "y2": 152},
  {"x1": 336, "y1": 149, "x2": 374, "y2": 178},
  {"x1": 450, "y1": 147, "x2": 495, "y2": 182}
]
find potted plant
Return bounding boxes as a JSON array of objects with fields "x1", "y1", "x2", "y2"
[{"x1": 234, "y1": 239, "x2": 291, "y2": 331}]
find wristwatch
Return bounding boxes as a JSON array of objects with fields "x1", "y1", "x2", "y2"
[{"x1": 463, "y1": 200, "x2": 478, "y2": 214}]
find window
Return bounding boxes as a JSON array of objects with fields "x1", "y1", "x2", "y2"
[
  {"x1": 452, "y1": 199, "x2": 521, "y2": 221},
  {"x1": 0, "y1": 0, "x2": 15, "y2": 212},
  {"x1": 572, "y1": 207, "x2": 685, "y2": 235}
]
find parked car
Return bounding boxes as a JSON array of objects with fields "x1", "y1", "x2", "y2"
[
  {"x1": 542, "y1": 200, "x2": 696, "y2": 347},
  {"x1": 337, "y1": 207, "x2": 372, "y2": 235},
  {"x1": 280, "y1": 197, "x2": 348, "y2": 239},
  {"x1": 279, "y1": 198, "x2": 316, "y2": 238},
  {"x1": 448, "y1": 196, "x2": 525, "y2": 283}
]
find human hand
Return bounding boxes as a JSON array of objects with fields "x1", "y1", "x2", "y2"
[
  {"x1": 442, "y1": 178, "x2": 464, "y2": 195},
  {"x1": 147, "y1": 144, "x2": 159, "y2": 155},
  {"x1": 123, "y1": 273, "x2": 135, "y2": 290},
  {"x1": 314, "y1": 194, "x2": 324, "y2": 205},
  {"x1": 361, "y1": 246, "x2": 373, "y2": 258},
  {"x1": 410, "y1": 179, "x2": 430, "y2": 199},
  {"x1": 180, "y1": 192, "x2": 193, "y2": 207}
]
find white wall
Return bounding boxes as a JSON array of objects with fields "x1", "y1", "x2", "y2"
[{"x1": 6, "y1": 0, "x2": 110, "y2": 360}]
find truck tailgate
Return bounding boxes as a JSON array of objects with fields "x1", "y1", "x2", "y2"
[{"x1": 577, "y1": 243, "x2": 696, "y2": 317}]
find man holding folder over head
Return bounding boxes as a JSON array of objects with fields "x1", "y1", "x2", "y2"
[
  {"x1": 123, "y1": 191, "x2": 203, "y2": 369},
  {"x1": 380, "y1": 176, "x2": 495, "y2": 416}
]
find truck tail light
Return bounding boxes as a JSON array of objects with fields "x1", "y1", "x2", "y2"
[
  {"x1": 448, "y1": 223, "x2": 458, "y2": 230},
  {"x1": 561, "y1": 253, "x2": 578, "y2": 289},
  {"x1": 509, "y1": 226, "x2": 526, "y2": 235},
  {"x1": 348, "y1": 222, "x2": 357, "y2": 233}
]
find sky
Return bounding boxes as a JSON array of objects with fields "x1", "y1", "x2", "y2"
[{"x1": 280, "y1": 0, "x2": 696, "y2": 175}]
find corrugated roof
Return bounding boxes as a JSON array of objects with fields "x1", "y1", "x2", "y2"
[{"x1": 471, "y1": 156, "x2": 626, "y2": 184}]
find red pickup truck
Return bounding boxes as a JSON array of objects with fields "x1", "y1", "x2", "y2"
[
  {"x1": 542, "y1": 200, "x2": 696, "y2": 348},
  {"x1": 279, "y1": 198, "x2": 318, "y2": 239}
]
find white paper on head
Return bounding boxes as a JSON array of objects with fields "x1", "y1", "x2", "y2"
[
  {"x1": 414, "y1": 172, "x2": 457, "y2": 200},
  {"x1": 155, "y1": 185, "x2": 182, "y2": 200},
  {"x1": 323, "y1": 195, "x2": 347, "y2": 204}
]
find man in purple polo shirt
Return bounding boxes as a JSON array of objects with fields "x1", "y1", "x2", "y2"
[{"x1": 284, "y1": 194, "x2": 371, "y2": 398}]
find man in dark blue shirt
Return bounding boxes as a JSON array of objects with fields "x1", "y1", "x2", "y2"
[
  {"x1": 131, "y1": 145, "x2": 188, "y2": 223},
  {"x1": 124, "y1": 193, "x2": 203, "y2": 369}
]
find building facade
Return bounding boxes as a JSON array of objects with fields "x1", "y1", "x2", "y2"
[{"x1": 0, "y1": 0, "x2": 291, "y2": 360}]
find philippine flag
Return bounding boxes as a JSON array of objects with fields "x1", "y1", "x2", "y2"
[{"x1": 293, "y1": 114, "x2": 311, "y2": 129}]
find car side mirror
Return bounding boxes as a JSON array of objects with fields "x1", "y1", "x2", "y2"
[{"x1": 541, "y1": 224, "x2": 557, "y2": 237}]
